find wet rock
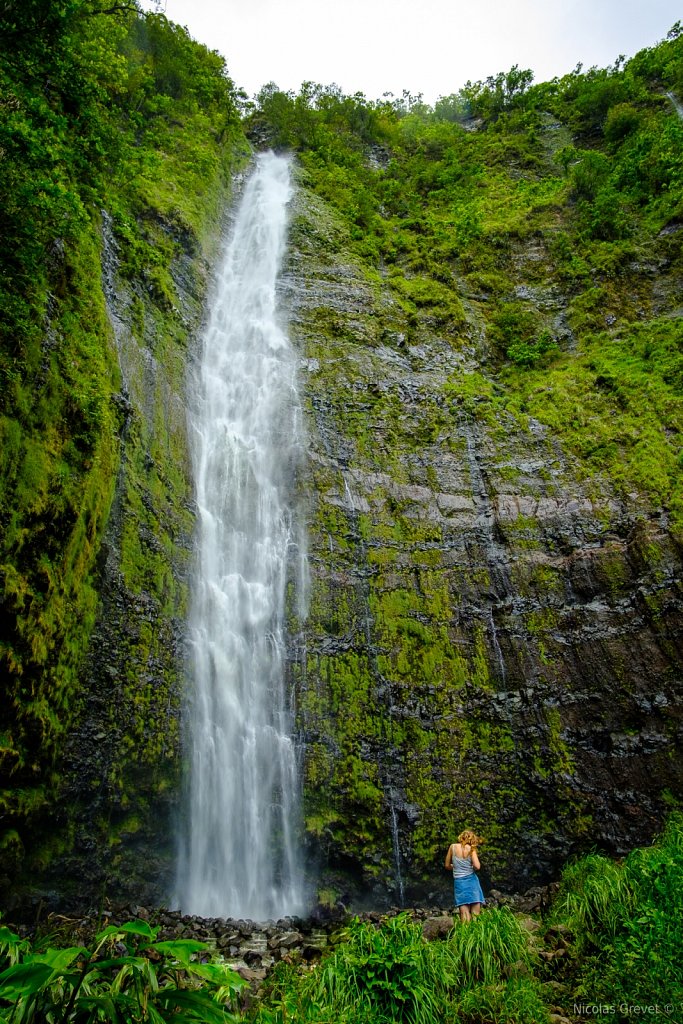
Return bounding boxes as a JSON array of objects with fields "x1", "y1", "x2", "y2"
[
  {"x1": 302, "y1": 944, "x2": 323, "y2": 961},
  {"x1": 503, "y1": 959, "x2": 532, "y2": 979},
  {"x1": 421, "y1": 916, "x2": 454, "y2": 941},
  {"x1": 518, "y1": 916, "x2": 541, "y2": 933},
  {"x1": 237, "y1": 966, "x2": 267, "y2": 984},
  {"x1": 243, "y1": 950, "x2": 263, "y2": 967}
]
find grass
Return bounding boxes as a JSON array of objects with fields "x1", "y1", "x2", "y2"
[
  {"x1": 250, "y1": 909, "x2": 547, "y2": 1024},
  {"x1": 249, "y1": 818, "x2": 683, "y2": 1024}
]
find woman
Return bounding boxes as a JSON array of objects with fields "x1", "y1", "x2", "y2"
[{"x1": 445, "y1": 829, "x2": 485, "y2": 922}]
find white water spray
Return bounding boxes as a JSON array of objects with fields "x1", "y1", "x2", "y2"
[{"x1": 175, "y1": 152, "x2": 307, "y2": 920}]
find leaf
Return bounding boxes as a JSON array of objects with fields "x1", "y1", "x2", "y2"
[
  {"x1": 31, "y1": 946, "x2": 88, "y2": 972},
  {"x1": 88, "y1": 955, "x2": 150, "y2": 971},
  {"x1": 77, "y1": 993, "x2": 123, "y2": 1023},
  {"x1": 187, "y1": 962, "x2": 245, "y2": 988},
  {"x1": 95, "y1": 919, "x2": 158, "y2": 944},
  {"x1": 146, "y1": 1005, "x2": 168, "y2": 1024},
  {"x1": 150, "y1": 939, "x2": 208, "y2": 963},
  {"x1": 0, "y1": 961, "x2": 54, "y2": 999},
  {"x1": 154, "y1": 988, "x2": 230, "y2": 1024}
]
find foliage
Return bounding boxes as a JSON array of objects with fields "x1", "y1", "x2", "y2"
[
  {"x1": 251, "y1": 825, "x2": 683, "y2": 1023},
  {"x1": 549, "y1": 815, "x2": 683, "y2": 1018},
  {"x1": 0, "y1": 0, "x2": 246, "y2": 878},
  {"x1": 490, "y1": 305, "x2": 558, "y2": 367},
  {"x1": 551, "y1": 853, "x2": 635, "y2": 946},
  {"x1": 0, "y1": 827, "x2": 680, "y2": 1024},
  {"x1": 0, "y1": 918, "x2": 245, "y2": 1023},
  {"x1": 251, "y1": 909, "x2": 547, "y2": 1024}
]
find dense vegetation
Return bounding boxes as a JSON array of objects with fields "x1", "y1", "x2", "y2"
[
  {"x1": 250, "y1": 817, "x2": 683, "y2": 1023},
  {"x1": 0, "y1": 0, "x2": 247, "y2": 877},
  {"x1": 2, "y1": 816, "x2": 682, "y2": 1022},
  {"x1": 250, "y1": 26, "x2": 683, "y2": 532}
]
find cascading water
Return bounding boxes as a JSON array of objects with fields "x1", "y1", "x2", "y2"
[{"x1": 175, "y1": 152, "x2": 307, "y2": 921}]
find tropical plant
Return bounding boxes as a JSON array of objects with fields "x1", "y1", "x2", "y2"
[
  {"x1": 550, "y1": 852, "x2": 635, "y2": 947},
  {"x1": 311, "y1": 913, "x2": 442, "y2": 1024},
  {"x1": 0, "y1": 918, "x2": 245, "y2": 1023},
  {"x1": 442, "y1": 906, "x2": 537, "y2": 986}
]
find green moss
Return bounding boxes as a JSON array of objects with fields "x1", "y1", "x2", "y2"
[
  {"x1": 0, "y1": 224, "x2": 120, "y2": 824},
  {"x1": 0, "y1": 7, "x2": 249, "y2": 880}
]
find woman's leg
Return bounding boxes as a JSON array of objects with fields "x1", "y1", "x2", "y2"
[
  {"x1": 471, "y1": 902, "x2": 482, "y2": 917},
  {"x1": 459, "y1": 904, "x2": 471, "y2": 922}
]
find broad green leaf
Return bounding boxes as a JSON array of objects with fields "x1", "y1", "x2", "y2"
[
  {"x1": 95, "y1": 919, "x2": 157, "y2": 943},
  {"x1": 95, "y1": 924, "x2": 124, "y2": 942},
  {"x1": 88, "y1": 955, "x2": 150, "y2": 970},
  {"x1": 187, "y1": 962, "x2": 244, "y2": 987},
  {"x1": 154, "y1": 987, "x2": 229, "y2": 1023},
  {"x1": 30, "y1": 946, "x2": 88, "y2": 971},
  {"x1": 116, "y1": 920, "x2": 159, "y2": 941},
  {"x1": 150, "y1": 939, "x2": 208, "y2": 963},
  {"x1": 0, "y1": 961, "x2": 54, "y2": 999}
]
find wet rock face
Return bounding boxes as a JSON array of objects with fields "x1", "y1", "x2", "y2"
[
  {"x1": 282, "y1": 173, "x2": 683, "y2": 903},
  {"x1": 26, "y1": 209, "x2": 220, "y2": 909}
]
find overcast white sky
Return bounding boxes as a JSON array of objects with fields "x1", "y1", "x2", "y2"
[{"x1": 140, "y1": 0, "x2": 681, "y2": 104}]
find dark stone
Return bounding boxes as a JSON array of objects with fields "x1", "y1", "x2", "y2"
[{"x1": 421, "y1": 916, "x2": 454, "y2": 941}]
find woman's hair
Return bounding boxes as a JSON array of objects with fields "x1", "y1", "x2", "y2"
[{"x1": 458, "y1": 829, "x2": 483, "y2": 848}]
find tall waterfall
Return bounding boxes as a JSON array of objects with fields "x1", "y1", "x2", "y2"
[{"x1": 175, "y1": 152, "x2": 307, "y2": 921}]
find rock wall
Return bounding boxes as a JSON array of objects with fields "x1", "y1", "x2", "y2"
[
  {"x1": 283, "y1": 170, "x2": 683, "y2": 905},
  {"x1": 20, "y1": 202, "x2": 232, "y2": 909},
  {"x1": 9, "y1": 153, "x2": 681, "y2": 917}
]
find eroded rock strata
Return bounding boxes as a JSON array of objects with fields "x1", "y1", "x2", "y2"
[{"x1": 283, "y1": 173, "x2": 683, "y2": 904}]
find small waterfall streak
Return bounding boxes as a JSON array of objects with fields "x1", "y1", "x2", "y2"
[
  {"x1": 487, "y1": 608, "x2": 506, "y2": 684},
  {"x1": 666, "y1": 91, "x2": 683, "y2": 122},
  {"x1": 176, "y1": 153, "x2": 306, "y2": 921},
  {"x1": 389, "y1": 799, "x2": 406, "y2": 907}
]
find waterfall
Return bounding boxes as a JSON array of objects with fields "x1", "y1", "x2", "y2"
[
  {"x1": 175, "y1": 152, "x2": 307, "y2": 921},
  {"x1": 389, "y1": 799, "x2": 406, "y2": 907},
  {"x1": 666, "y1": 91, "x2": 683, "y2": 122}
]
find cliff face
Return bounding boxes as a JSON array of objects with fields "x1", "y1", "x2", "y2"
[
  {"x1": 0, "y1": 6, "x2": 248, "y2": 908},
  {"x1": 283, "y1": 167, "x2": 683, "y2": 905},
  {"x1": 40, "y1": 210, "x2": 214, "y2": 905},
  {"x1": 2, "y1": 13, "x2": 682, "y2": 914}
]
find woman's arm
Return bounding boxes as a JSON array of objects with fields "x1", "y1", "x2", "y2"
[
  {"x1": 444, "y1": 844, "x2": 454, "y2": 870},
  {"x1": 471, "y1": 849, "x2": 481, "y2": 871}
]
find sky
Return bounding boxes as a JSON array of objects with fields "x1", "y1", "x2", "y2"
[{"x1": 139, "y1": 0, "x2": 681, "y2": 105}]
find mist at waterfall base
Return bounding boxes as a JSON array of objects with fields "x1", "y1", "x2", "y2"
[{"x1": 174, "y1": 153, "x2": 309, "y2": 921}]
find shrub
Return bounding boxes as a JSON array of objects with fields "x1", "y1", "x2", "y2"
[
  {"x1": 550, "y1": 815, "x2": 683, "y2": 1016},
  {"x1": 443, "y1": 906, "x2": 537, "y2": 986},
  {"x1": 0, "y1": 918, "x2": 245, "y2": 1024}
]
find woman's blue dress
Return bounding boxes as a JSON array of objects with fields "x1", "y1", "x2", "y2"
[{"x1": 453, "y1": 855, "x2": 485, "y2": 906}]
